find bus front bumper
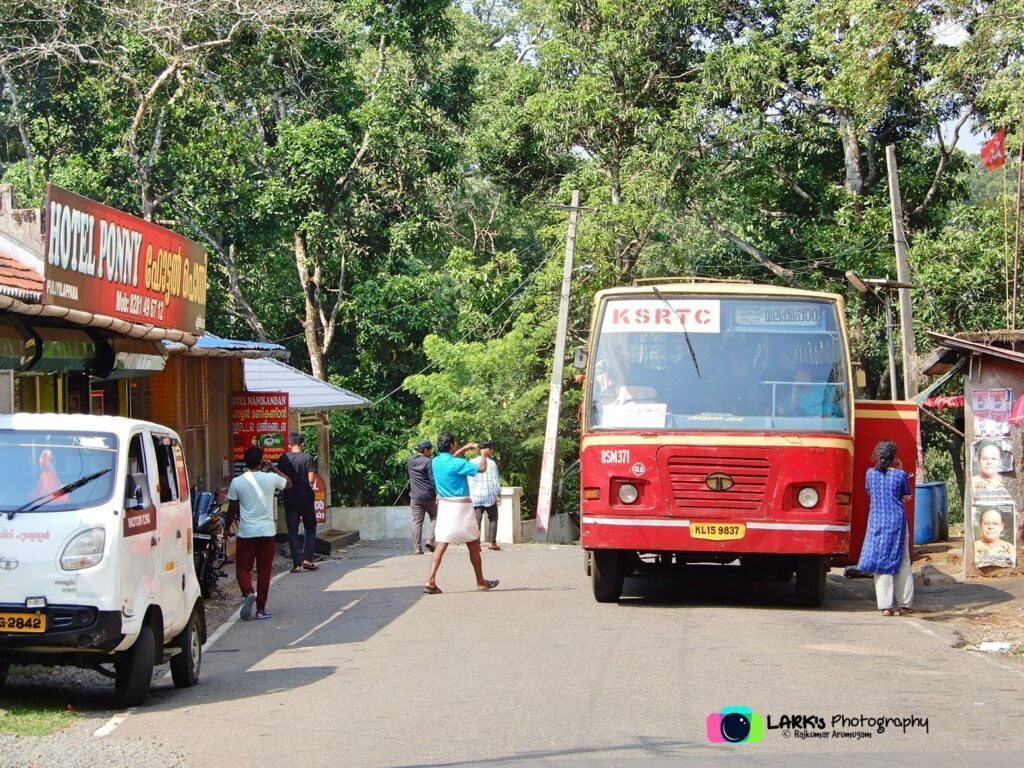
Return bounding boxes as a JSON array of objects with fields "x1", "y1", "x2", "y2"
[{"x1": 580, "y1": 515, "x2": 849, "y2": 555}]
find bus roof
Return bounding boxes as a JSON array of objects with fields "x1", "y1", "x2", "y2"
[{"x1": 593, "y1": 280, "x2": 845, "y2": 308}]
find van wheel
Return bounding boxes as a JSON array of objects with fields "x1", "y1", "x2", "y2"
[
  {"x1": 795, "y1": 555, "x2": 827, "y2": 607},
  {"x1": 592, "y1": 550, "x2": 624, "y2": 603},
  {"x1": 170, "y1": 609, "x2": 202, "y2": 688},
  {"x1": 114, "y1": 624, "x2": 155, "y2": 707}
]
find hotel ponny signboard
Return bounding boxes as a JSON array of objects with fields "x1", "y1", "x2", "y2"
[{"x1": 43, "y1": 184, "x2": 207, "y2": 335}]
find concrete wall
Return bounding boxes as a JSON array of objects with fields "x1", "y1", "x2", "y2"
[{"x1": 329, "y1": 485, "x2": 580, "y2": 545}]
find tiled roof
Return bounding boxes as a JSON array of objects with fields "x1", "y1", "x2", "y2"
[{"x1": 0, "y1": 233, "x2": 43, "y2": 302}]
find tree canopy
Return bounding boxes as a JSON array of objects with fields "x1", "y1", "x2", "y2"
[{"x1": 2, "y1": 0, "x2": 1021, "y2": 512}]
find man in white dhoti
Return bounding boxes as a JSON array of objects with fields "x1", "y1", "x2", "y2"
[{"x1": 423, "y1": 430, "x2": 500, "y2": 594}]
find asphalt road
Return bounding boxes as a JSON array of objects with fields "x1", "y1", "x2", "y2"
[{"x1": 108, "y1": 542, "x2": 1024, "y2": 767}]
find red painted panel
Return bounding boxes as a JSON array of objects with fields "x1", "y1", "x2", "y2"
[{"x1": 840, "y1": 400, "x2": 920, "y2": 566}]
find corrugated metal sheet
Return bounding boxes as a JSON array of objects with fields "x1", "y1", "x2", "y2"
[{"x1": 243, "y1": 357, "x2": 370, "y2": 413}]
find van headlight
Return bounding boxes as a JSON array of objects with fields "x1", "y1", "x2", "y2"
[
  {"x1": 797, "y1": 487, "x2": 820, "y2": 509},
  {"x1": 61, "y1": 528, "x2": 106, "y2": 570}
]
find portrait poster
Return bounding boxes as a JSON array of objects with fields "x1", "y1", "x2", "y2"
[
  {"x1": 970, "y1": 438, "x2": 1013, "y2": 503},
  {"x1": 972, "y1": 502, "x2": 1017, "y2": 569},
  {"x1": 972, "y1": 387, "x2": 1012, "y2": 437}
]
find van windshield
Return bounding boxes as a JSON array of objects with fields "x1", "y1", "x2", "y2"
[{"x1": 0, "y1": 431, "x2": 118, "y2": 513}]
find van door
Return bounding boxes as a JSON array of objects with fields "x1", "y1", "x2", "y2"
[
  {"x1": 119, "y1": 431, "x2": 160, "y2": 624},
  {"x1": 150, "y1": 432, "x2": 189, "y2": 633}
]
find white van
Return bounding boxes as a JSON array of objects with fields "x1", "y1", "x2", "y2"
[{"x1": 0, "y1": 413, "x2": 205, "y2": 706}]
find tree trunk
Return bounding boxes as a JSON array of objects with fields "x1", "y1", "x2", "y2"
[
  {"x1": 838, "y1": 112, "x2": 864, "y2": 195},
  {"x1": 294, "y1": 230, "x2": 327, "y2": 380}
]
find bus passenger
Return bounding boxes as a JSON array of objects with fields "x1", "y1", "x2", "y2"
[{"x1": 778, "y1": 365, "x2": 841, "y2": 417}]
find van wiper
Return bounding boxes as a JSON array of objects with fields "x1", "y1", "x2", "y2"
[
  {"x1": 9, "y1": 469, "x2": 112, "y2": 519},
  {"x1": 652, "y1": 285, "x2": 700, "y2": 378}
]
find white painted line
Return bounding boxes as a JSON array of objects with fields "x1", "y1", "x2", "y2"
[
  {"x1": 904, "y1": 619, "x2": 939, "y2": 638},
  {"x1": 288, "y1": 598, "x2": 361, "y2": 647},
  {"x1": 93, "y1": 712, "x2": 129, "y2": 737}
]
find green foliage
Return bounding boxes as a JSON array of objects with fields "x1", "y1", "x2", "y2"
[{"x1": 2, "y1": 0, "x2": 1021, "y2": 514}]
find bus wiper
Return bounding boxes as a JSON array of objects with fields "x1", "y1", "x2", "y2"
[
  {"x1": 9, "y1": 469, "x2": 112, "y2": 519},
  {"x1": 652, "y1": 285, "x2": 700, "y2": 378}
]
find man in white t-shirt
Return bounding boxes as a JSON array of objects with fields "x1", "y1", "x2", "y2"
[{"x1": 226, "y1": 446, "x2": 291, "y2": 620}]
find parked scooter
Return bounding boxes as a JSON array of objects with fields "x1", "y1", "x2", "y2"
[{"x1": 191, "y1": 489, "x2": 228, "y2": 598}]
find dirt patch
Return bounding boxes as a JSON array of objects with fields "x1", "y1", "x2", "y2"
[{"x1": 910, "y1": 536, "x2": 1024, "y2": 655}]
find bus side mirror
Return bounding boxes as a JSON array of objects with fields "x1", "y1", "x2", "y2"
[{"x1": 573, "y1": 347, "x2": 589, "y2": 369}]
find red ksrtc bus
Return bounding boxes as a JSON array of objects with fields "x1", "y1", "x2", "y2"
[{"x1": 578, "y1": 279, "x2": 917, "y2": 605}]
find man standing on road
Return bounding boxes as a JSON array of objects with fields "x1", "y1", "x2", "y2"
[
  {"x1": 407, "y1": 439, "x2": 438, "y2": 555},
  {"x1": 278, "y1": 433, "x2": 319, "y2": 573},
  {"x1": 423, "y1": 431, "x2": 499, "y2": 594},
  {"x1": 468, "y1": 441, "x2": 501, "y2": 551},
  {"x1": 225, "y1": 446, "x2": 291, "y2": 620}
]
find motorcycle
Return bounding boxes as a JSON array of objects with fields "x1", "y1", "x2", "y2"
[{"x1": 191, "y1": 489, "x2": 228, "y2": 599}]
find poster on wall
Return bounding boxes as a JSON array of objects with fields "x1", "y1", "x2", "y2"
[
  {"x1": 972, "y1": 502, "x2": 1017, "y2": 568},
  {"x1": 970, "y1": 438, "x2": 1013, "y2": 502},
  {"x1": 972, "y1": 387, "x2": 1012, "y2": 437},
  {"x1": 232, "y1": 392, "x2": 289, "y2": 467}
]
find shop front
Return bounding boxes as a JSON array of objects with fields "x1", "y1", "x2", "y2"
[{"x1": 1, "y1": 183, "x2": 204, "y2": 416}]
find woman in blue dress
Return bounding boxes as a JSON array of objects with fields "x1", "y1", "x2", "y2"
[{"x1": 857, "y1": 440, "x2": 914, "y2": 616}]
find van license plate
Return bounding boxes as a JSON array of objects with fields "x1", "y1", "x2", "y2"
[
  {"x1": 690, "y1": 523, "x2": 746, "y2": 541},
  {"x1": 0, "y1": 612, "x2": 46, "y2": 633}
]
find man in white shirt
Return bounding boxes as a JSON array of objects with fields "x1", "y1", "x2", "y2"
[
  {"x1": 468, "y1": 442, "x2": 501, "y2": 551},
  {"x1": 226, "y1": 446, "x2": 291, "y2": 620}
]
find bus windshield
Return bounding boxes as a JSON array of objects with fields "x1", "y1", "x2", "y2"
[
  {"x1": 588, "y1": 295, "x2": 849, "y2": 433},
  {"x1": 0, "y1": 431, "x2": 118, "y2": 514}
]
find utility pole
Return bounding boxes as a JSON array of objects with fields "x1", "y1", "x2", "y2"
[
  {"x1": 536, "y1": 190, "x2": 589, "y2": 537},
  {"x1": 885, "y1": 145, "x2": 918, "y2": 398}
]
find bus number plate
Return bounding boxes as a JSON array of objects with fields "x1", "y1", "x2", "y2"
[
  {"x1": 690, "y1": 523, "x2": 746, "y2": 541},
  {"x1": 0, "y1": 612, "x2": 46, "y2": 633}
]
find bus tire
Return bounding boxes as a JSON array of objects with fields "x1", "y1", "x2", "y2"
[
  {"x1": 592, "y1": 550, "x2": 624, "y2": 603},
  {"x1": 795, "y1": 555, "x2": 827, "y2": 607}
]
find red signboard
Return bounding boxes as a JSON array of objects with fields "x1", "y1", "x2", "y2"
[
  {"x1": 43, "y1": 184, "x2": 207, "y2": 335},
  {"x1": 232, "y1": 392, "x2": 289, "y2": 463}
]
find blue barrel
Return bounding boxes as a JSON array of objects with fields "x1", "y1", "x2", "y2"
[
  {"x1": 933, "y1": 482, "x2": 949, "y2": 541},
  {"x1": 913, "y1": 483, "x2": 940, "y2": 545}
]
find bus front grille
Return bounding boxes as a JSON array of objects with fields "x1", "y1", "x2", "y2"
[{"x1": 664, "y1": 454, "x2": 770, "y2": 512}]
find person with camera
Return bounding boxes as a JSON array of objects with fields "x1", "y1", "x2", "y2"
[
  {"x1": 225, "y1": 446, "x2": 291, "y2": 620},
  {"x1": 468, "y1": 441, "x2": 502, "y2": 551},
  {"x1": 423, "y1": 430, "x2": 499, "y2": 594}
]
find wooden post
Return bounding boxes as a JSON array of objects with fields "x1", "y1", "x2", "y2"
[
  {"x1": 1012, "y1": 140, "x2": 1024, "y2": 330},
  {"x1": 885, "y1": 146, "x2": 919, "y2": 398}
]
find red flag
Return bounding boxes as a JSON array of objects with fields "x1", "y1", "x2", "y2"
[{"x1": 981, "y1": 127, "x2": 1006, "y2": 170}]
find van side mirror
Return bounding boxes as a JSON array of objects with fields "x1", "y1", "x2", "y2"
[
  {"x1": 125, "y1": 475, "x2": 147, "y2": 509},
  {"x1": 573, "y1": 347, "x2": 589, "y2": 369}
]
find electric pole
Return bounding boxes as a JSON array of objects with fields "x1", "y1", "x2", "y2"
[
  {"x1": 536, "y1": 190, "x2": 591, "y2": 538},
  {"x1": 886, "y1": 145, "x2": 919, "y2": 398}
]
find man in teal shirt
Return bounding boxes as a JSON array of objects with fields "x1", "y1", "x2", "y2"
[{"x1": 423, "y1": 430, "x2": 499, "y2": 594}]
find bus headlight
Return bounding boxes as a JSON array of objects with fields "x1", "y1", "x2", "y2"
[
  {"x1": 61, "y1": 528, "x2": 106, "y2": 570},
  {"x1": 797, "y1": 487, "x2": 819, "y2": 509},
  {"x1": 618, "y1": 483, "x2": 639, "y2": 504}
]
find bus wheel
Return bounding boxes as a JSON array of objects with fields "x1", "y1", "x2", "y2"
[
  {"x1": 592, "y1": 550, "x2": 624, "y2": 603},
  {"x1": 795, "y1": 555, "x2": 827, "y2": 607}
]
